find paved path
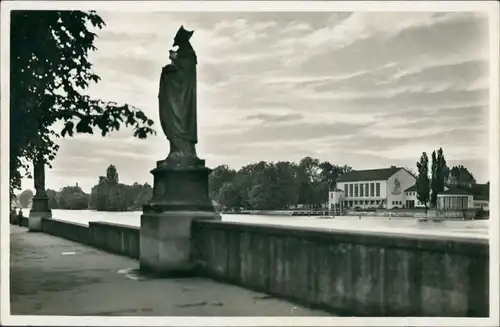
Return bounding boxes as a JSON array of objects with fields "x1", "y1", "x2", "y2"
[{"x1": 10, "y1": 226, "x2": 330, "y2": 316}]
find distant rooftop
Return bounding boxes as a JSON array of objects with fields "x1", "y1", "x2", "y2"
[
  {"x1": 405, "y1": 184, "x2": 417, "y2": 192},
  {"x1": 440, "y1": 183, "x2": 490, "y2": 200},
  {"x1": 439, "y1": 188, "x2": 473, "y2": 196},
  {"x1": 336, "y1": 166, "x2": 403, "y2": 182}
]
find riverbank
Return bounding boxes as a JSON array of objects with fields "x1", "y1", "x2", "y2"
[
  {"x1": 226, "y1": 210, "x2": 328, "y2": 216},
  {"x1": 224, "y1": 208, "x2": 488, "y2": 220}
]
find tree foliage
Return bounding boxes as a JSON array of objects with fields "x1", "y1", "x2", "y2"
[
  {"x1": 16, "y1": 186, "x2": 88, "y2": 209},
  {"x1": 10, "y1": 10, "x2": 155, "y2": 196},
  {"x1": 430, "y1": 148, "x2": 448, "y2": 207},
  {"x1": 56, "y1": 185, "x2": 89, "y2": 209},
  {"x1": 208, "y1": 165, "x2": 236, "y2": 199},
  {"x1": 18, "y1": 189, "x2": 34, "y2": 208},
  {"x1": 416, "y1": 152, "x2": 430, "y2": 209},
  {"x1": 46, "y1": 188, "x2": 59, "y2": 209},
  {"x1": 208, "y1": 157, "x2": 352, "y2": 211},
  {"x1": 106, "y1": 164, "x2": 119, "y2": 185},
  {"x1": 430, "y1": 150, "x2": 438, "y2": 207},
  {"x1": 89, "y1": 165, "x2": 152, "y2": 211}
]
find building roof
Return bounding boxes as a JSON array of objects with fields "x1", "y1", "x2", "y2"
[
  {"x1": 441, "y1": 183, "x2": 489, "y2": 200},
  {"x1": 469, "y1": 183, "x2": 489, "y2": 201},
  {"x1": 438, "y1": 188, "x2": 472, "y2": 196},
  {"x1": 336, "y1": 167, "x2": 402, "y2": 182},
  {"x1": 404, "y1": 184, "x2": 417, "y2": 192}
]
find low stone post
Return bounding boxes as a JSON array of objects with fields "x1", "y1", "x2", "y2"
[{"x1": 29, "y1": 159, "x2": 52, "y2": 231}]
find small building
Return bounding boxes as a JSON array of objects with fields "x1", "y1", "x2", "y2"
[
  {"x1": 404, "y1": 184, "x2": 451, "y2": 209},
  {"x1": 328, "y1": 188, "x2": 345, "y2": 207},
  {"x1": 473, "y1": 198, "x2": 489, "y2": 211},
  {"x1": 436, "y1": 188, "x2": 474, "y2": 210},
  {"x1": 403, "y1": 184, "x2": 426, "y2": 208},
  {"x1": 335, "y1": 166, "x2": 416, "y2": 209},
  {"x1": 327, "y1": 188, "x2": 345, "y2": 215}
]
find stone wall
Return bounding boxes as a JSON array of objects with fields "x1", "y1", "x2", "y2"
[
  {"x1": 42, "y1": 218, "x2": 90, "y2": 244},
  {"x1": 20, "y1": 216, "x2": 29, "y2": 227},
  {"x1": 13, "y1": 217, "x2": 488, "y2": 317},
  {"x1": 89, "y1": 221, "x2": 140, "y2": 259},
  {"x1": 38, "y1": 218, "x2": 139, "y2": 259},
  {"x1": 191, "y1": 220, "x2": 489, "y2": 317}
]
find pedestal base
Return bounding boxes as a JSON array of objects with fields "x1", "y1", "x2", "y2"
[
  {"x1": 143, "y1": 161, "x2": 215, "y2": 213},
  {"x1": 28, "y1": 210, "x2": 52, "y2": 232},
  {"x1": 140, "y1": 210, "x2": 220, "y2": 276},
  {"x1": 29, "y1": 195, "x2": 51, "y2": 232},
  {"x1": 140, "y1": 158, "x2": 221, "y2": 276}
]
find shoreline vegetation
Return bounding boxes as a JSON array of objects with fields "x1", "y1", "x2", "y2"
[
  {"x1": 14, "y1": 156, "x2": 488, "y2": 220},
  {"x1": 17, "y1": 157, "x2": 353, "y2": 212},
  {"x1": 15, "y1": 207, "x2": 489, "y2": 221}
]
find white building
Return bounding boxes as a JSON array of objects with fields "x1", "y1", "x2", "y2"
[
  {"x1": 403, "y1": 184, "x2": 426, "y2": 208},
  {"x1": 333, "y1": 166, "x2": 416, "y2": 210},
  {"x1": 328, "y1": 166, "x2": 489, "y2": 212}
]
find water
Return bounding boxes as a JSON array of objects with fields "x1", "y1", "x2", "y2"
[{"x1": 51, "y1": 209, "x2": 488, "y2": 240}]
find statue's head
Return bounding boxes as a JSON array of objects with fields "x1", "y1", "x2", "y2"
[
  {"x1": 173, "y1": 25, "x2": 194, "y2": 46},
  {"x1": 169, "y1": 50, "x2": 177, "y2": 62}
]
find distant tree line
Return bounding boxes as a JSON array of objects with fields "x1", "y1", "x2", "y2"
[
  {"x1": 16, "y1": 185, "x2": 90, "y2": 210},
  {"x1": 15, "y1": 165, "x2": 152, "y2": 211},
  {"x1": 89, "y1": 165, "x2": 153, "y2": 211},
  {"x1": 14, "y1": 151, "x2": 484, "y2": 213},
  {"x1": 208, "y1": 156, "x2": 352, "y2": 211}
]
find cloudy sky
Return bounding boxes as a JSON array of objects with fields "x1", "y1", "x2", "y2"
[{"x1": 21, "y1": 10, "x2": 491, "y2": 193}]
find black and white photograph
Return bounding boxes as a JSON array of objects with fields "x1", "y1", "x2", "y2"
[{"x1": 1, "y1": 1, "x2": 499, "y2": 326}]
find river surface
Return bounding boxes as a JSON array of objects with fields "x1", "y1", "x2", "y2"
[{"x1": 51, "y1": 209, "x2": 488, "y2": 240}]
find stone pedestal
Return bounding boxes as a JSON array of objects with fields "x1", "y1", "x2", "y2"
[
  {"x1": 29, "y1": 195, "x2": 52, "y2": 232},
  {"x1": 140, "y1": 158, "x2": 221, "y2": 276}
]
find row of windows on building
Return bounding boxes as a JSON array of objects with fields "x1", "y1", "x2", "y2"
[
  {"x1": 406, "y1": 191, "x2": 416, "y2": 196},
  {"x1": 343, "y1": 199, "x2": 386, "y2": 207},
  {"x1": 343, "y1": 182, "x2": 381, "y2": 198},
  {"x1": 437, "y1": 196, "x2": 469, "y2": 210}
]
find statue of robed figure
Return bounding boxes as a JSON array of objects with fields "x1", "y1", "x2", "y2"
[
  {"x1": 158, "y1": 26, "x2": 200, "y2": 166},
  {"x1": 141, "y1": 25, "x2": 221, "y2": 276}
]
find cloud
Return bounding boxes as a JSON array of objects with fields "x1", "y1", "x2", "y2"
[
  {"x1": 280, "y1": 21, "x2": 313, "y2": 34},
  {"x1": 386, "y1": 58, "x2": 488, "y2": 84},
  {"x1": 205, "y1": 121, "x2": 368, "y2": 146},
  {"x1": 246, "y1": 112, "x2": 304, "y2": 123},
  {"x1": 22, "y1": 10, "x2": 491, "y2": 192}
]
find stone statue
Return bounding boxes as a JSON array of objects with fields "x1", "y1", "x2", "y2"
[
  {"x1": 141, "y1": 26, "x2": 221, "y2": 276},
  {"x1": 158, "y1": 26, "x2": 199, "y2": 166}
]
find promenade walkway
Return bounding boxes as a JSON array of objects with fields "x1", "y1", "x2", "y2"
[{"x1": 10, "y1": 225, "x2": 330, "y2": 316}]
